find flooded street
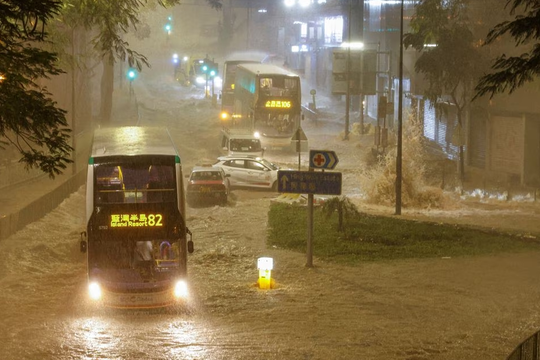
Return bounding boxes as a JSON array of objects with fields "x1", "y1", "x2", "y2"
[
  {"x1": 2, "y1": 182, "x2": 540, "y2": 359},
  {"x1": 2, "y1": 31, "x2": 540, "y2": 360}
]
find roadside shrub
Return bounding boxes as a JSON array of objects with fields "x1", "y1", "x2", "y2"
[{"x1": 321, "y1": 196, "x2": 360, "y2": 232}]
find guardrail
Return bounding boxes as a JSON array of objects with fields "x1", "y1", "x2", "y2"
[
  {"x1": 301, "y1": 104, "x2": 318, "y2": 122},
  {"x1": 507, "y1": 330, "x2": 540, "y2": 360}
]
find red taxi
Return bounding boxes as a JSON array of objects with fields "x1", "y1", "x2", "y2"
[{"x1": 186, "y1": 166, "x2": 230, "y2": 206}]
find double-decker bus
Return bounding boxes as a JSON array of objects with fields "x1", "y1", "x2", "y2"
[
  {"x1": 220, "y1": 60, "x2": 259, "y2": 122},
  {"x1": 233, "y1": 63, "x2": 305, "y2": 150},
  {"x1": 80, "y1": 126, "x2": 194, "y2": 309}
]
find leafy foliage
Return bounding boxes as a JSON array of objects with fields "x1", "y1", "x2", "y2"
[
  {"x1": 60, "y1": 0, "x2": 222, "y2": 124},
  {"x1": 0, "y1": 0, "x2": 73, "y2": 177},
  {"x1": 62, "y1": 0, "x2": 151, "y2": 70},
  {"x1": 322, "y1": 196, "x2": 360, "y2": 232},
  {"x1": 475, "y1": 0, "x2": 540, "y2": 98},
  {"x1": 403, "y1": 0, "x2": 487, "y2": 182},
  {"x1": 403, "y1": 0, "x2": 484, "y2": 109},
  {"x1": 205, "y1": 0, "x2": 222, "y2": 9},
  {"x1": 62, "y1": 0, "x2": 221, "y2": 70}
]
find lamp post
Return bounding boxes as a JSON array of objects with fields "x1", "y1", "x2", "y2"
[
  {"x1": 127, "y1": 68, "x2": 137, "y2": 100},
  {"x1": 344, "y1": 0, "x2": 352, "y2": 140},
  {"x1": 395, "y1": 0, "x2": 404, "y2": 215}
]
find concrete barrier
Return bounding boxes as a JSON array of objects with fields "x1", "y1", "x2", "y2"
[{"x1": 0, "y1": 169, "x2": 86, "y2": 240}]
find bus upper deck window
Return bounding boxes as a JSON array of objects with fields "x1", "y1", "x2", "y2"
[
  {"x1": 96, "y1": 165, "x2": 124, "y2": 203},
  {"x1": 148, "y1": 165, "x2": 174, "y2": 187},
  {"x1": 260, "y1": 78, "x2": 272, "y2": 88}
]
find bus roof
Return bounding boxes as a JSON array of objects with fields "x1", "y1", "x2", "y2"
[
  {"x1": 224, "y1": 60, "x2": 259, "y2": 66},
  {"x1": 91, "y1": 126, "x2": 180, "y2": 158},
  {"x1": 237, "y1": 63, "x2": 298, "y2": 77}
]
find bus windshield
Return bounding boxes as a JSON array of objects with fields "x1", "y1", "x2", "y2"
[
  {"x1": 259, "y1": 77, "x2": 299, "y2": 97},
  {"x1": 95, "y1": 162, "x2": 175, "y2": 204},
  {"x1": 229, "y1": 138, "x2": 262, "y2": 152},
  {"x1": 255, "y1": 111, "x2": 299, "y2": 137},
  {"x1": 89, "y1": 238, "x2": 180, "y2": 270}
]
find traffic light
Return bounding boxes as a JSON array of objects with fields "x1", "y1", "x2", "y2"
[
  {"x1": 204, "y1": 59, "x2": 218, "y2": 78},
  {"x1": 200, "y1": 58, "x2": 218, "y2": 78},
  {"x1": 164, "y1": 23, "x2": 172, "y2": 34},
  {"x1": 127, "y1": 68, "x2": 138, "y2": 82}
]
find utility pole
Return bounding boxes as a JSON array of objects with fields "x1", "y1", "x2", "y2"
[
  {"x1": 246, "y1": 4, "x2": 250, "y2": 49},
  {"x1": 344, "y1": 0, "x2": 352, "y2": 140},
  {"x1": 70, "y1": 27, "x2": 77, "y2": 176},
  {"x1": 395, "y1": 0, "x2": 404, "y2": 215}
]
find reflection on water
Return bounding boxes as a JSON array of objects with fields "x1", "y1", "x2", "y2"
[
  {"x1": 165, "y1": 320, "x2": 210, "y2": 358},
  {"x1": 74, "y1": 317, "x2": 119, "y2": 358},
  {"x1": 64, "y1": 314, "x2": 213, "y2": 360}
]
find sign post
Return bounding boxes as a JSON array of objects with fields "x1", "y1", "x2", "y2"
[
  {"x1": 278, "y1": 150, "x2": 341, "y2": 267},
  {"x1": 296, "y1": 128, "x2": 301, "y2": 170},
  {"x1": 307, "y1": 172, "x2": 314, "y2": 268}
]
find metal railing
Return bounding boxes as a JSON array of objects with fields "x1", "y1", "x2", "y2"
[{"x1": 507, "y1": 330, "x2": 540, "y2": 360}]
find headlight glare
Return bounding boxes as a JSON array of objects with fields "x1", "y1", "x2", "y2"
[
  {"x1": 89, "y1": 281, "x2": 102, "y2": 300},
  {"x1": 174, "y1": 280, "x2": 189, "y2": 298}
]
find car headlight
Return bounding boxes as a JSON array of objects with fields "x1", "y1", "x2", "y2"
[
  {"x1": 88, "y1": 281, "x2": 102, "y2": 300},
  {"x1": 195, "y1": 76, "x2": 205, "y2": 84},
  {"x1": 174, "y1": 280, "x2": 189, "y2": 298}
]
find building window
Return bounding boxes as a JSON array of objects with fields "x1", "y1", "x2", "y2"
[
  {"x1": 301, "y1": 22, "x2": 308, "y2": 39},
  {"x1": 324, "y1": 16, "x2": 343, "y2": 44}
]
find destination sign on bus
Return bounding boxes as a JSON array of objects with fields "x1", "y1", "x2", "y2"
[
  {"x1": 110, "y1": 213, "x2": 163, "y2": 228},
  {"x1": 265, "y1": 100, "x2": 292, "y2": 109}
]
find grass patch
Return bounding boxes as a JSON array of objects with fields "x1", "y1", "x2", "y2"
[{"x1": 267, "y1": 203, "x2": 540, "y2": 264}]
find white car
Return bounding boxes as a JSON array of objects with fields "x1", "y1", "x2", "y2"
[{"x1": 213, "y1": 155, "x2": 280, "y2": 191}]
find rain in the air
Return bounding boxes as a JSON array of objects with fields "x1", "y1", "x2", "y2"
[{"x1": 0, "y1": 1, "x2": 539, "y2": 359}]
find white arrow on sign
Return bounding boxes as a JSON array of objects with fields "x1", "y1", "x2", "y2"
[{"x1": 280, "y1": 174, "x2": 289, "y2": 189}]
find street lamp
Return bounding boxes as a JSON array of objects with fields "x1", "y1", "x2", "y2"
[
  {"x1": 164, "y1": 21, "x2": 172, "y2": 44},
  {"x1": 127, "y1": 68, "x2": 137, "y2": 99},
  {"x1": 395, "y1": 0, "x2": 404, "y2": 215},
  {"x1": 343, "y1": 1, "x2": 363, "y2": 140},
  {"x1": 164, "y1": 23, "x2": 172, "y2": 34}
]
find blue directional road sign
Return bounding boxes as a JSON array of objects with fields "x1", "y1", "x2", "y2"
[
  {"x1": 278, "y1": 170, "x2": 342, "y2": 195},
  {"x1": 309, "y1": 150, "x2": 339, "y2": 170}
]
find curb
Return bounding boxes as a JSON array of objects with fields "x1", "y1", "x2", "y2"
[{"x1": 0, "y1": 170, "x2": 86, "y2": 241}]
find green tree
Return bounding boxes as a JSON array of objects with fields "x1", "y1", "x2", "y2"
[
  {"x1": 403, "y1": 0, "x2": 485, "y2": 184},
  {"x1": 0, "y1": 0, "x2": 73, "y2": 177},
  {"x1": 61, "y1": 0, "x2": 222, "y2": 125},
  {"x1": 475, "y1": 0, "x2": 540, "y2": 98}
]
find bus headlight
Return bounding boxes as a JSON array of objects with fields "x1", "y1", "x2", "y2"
[
  {"x1": 174, "y1": 280, "x2": 189, "y2": 298},
  {"x1": 195, "y1": 76, "x2": 205, "y2": 85},
  {"x1": 88, "y1": 281, "x2": 102, "y2": 300},
  {"x1": 220, "y1": 112, "x2": 230, "y2": 121}
]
